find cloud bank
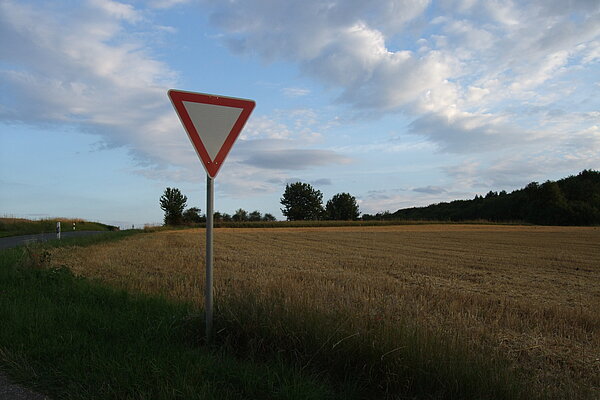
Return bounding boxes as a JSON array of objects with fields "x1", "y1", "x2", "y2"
[
  {"x1": 0, "y1": 0, "x2": 350, "y2": 195},
  {"x1": 206, "y1": 0, "x2": 599, "y2": 162}
]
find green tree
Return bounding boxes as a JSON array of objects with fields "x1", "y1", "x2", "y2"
[
  {"x1": 262, "y1": 213, "x2": 277, "y2": 221},
  {"x1": 232, "y1": 208, "x2": 249, "y2": 222},
  {"x1": 183, "y1": 207, "x2": 203, "y2": 223},
  {"x1": 221, "y1": 213, "x2": 232, "y2": 222},
  {"x1": 280, "y1": 182, "x2": 324, "y2": 220},
  {"x1": 326, "y1": 192, "x2": 360, "y2": 220},
  {"x1": 248, "y1": 210, "x2": 262, "y2": 221},
  {"x1": 160, "y1": 187, "x2": 187, "y2": 226}
]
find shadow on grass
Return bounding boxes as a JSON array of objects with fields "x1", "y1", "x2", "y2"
[{"x1": 0, "y1": 248, "x2": 340, "y2": 400}]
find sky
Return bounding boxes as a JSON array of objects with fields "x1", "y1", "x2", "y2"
[{"x1": 0, "y1": 0, "x2": 599, "y2": 229}]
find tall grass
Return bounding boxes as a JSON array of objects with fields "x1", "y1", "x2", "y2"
[
  {"x1": 210, "y1": 291, "x2": 525, "y2": 399},
  {"x1": 0, "y1": 246, "x2": 342, "y2": 400}
]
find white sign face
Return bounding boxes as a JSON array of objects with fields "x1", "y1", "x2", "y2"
[
  {"x1": 168, "y1": 89, "x2": 256, "y2": 178},
  {"x1": 182, "y1": 101, "x2": 243, "y2": 160}
]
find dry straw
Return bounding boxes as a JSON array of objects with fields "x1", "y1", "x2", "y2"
[{"x1": 50, "y1": 224, "x2": 600, "y2": 398}]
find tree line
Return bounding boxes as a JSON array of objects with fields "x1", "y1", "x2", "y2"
[
  {"x1": 363, "y1": 170, "x2": 600, "y2": 226},
  {"x1": 280, "y1": 182, "x2": 359, "y2": 221},
  {"x1": 159, "y1": 187, "x2": 276, "y2": 225},
  {"x1": 159, "y1": 182, "x2": 360, "y2": 225}
]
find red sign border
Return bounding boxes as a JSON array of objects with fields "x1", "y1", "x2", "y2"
[{"x1": 168, "y1": 89, "x2": 255, "y2": 178}]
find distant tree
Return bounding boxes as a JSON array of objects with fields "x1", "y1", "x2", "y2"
[
  {"x1": 182, "y1": 207, "x2": 203, "y2": 223},
  {"x1": 160, "y1": 187, "x2": 187, "y2": 225},
  {"x1": 222, "y1": 213, "x2": 232, "y2": 222},
  {"x1": 232, "y1": 208, "x2": 249, "y2": 222},
  {"x1": 213, "y1": 211, "x2": 223, "y2": 222},
  {"x1": 280, "y1": 182, "x2": 324, "y2": 220},
  {"x1": 377, "y1": 211, "x2": 392, "y2": 220},
  {"x1": 248, "y1": 210, "x2": 262, "y2": 221},
  {"x1": 325, "y1": 192, "x2": 360, "y2": 220},
  {"x1": 262, "y1": 213, "x2": 277, "y2": 222}
]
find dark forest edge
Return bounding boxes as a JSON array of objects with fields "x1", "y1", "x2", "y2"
[{"x1": 363, "y1": 170, "x2": 600, "y2": 226}]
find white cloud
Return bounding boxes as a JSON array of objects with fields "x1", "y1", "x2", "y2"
[
  {"x1": 242, "y1": 149, "x2": 351, "y2": 170},
  {"x1": 359, "y1": 185, "x2": 474, "y2": 215},
  {"x1": 149, "y1": 0, "x2": 191, "y2": 9},
  {"x1": 89, "y1": 0, "x2": 143, "y2": 23},
  {"x1": 0, "y1": 0, "x2": 350, "y2": 197},
  {"x1": 2, "y1": 0, "x2": 599, "y2": 210},
  {"x1": 242, "y1": 116, "x2": 292, "y2": 140},
  {"x1": 0, "y1": 0, "x2": 178, "y2": 154},
  {"x1": 360, "y1": 190, "x2": 413, "y2": 214},
  {"x1": 282, "y1": 87, "x2": 311, "y2": 97},
  {"x1": 413, "y1": 185, "x2": 446, "y2": 194},
  {"x1": 409, "y1": 111, "x2": 537, "y2": 153},
  {"x1": 204, "y1": 0, "x2": 600, "y2": 163}
]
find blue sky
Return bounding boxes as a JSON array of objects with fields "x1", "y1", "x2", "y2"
[{"x1": 1, "y1": 0, "x2": 598, "y2": 228}]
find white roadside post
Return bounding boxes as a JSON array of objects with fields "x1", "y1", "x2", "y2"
[
  {"x1": 56, "y1": 221, "x2": 61, "y2": 240},
  {"x1": 168, "y1": 89, "x2": 255, "y2": 342}
]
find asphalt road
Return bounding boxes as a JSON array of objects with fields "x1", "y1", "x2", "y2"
[{"x1": 0, "y1": 231, "x2": 111, "y2": 250}]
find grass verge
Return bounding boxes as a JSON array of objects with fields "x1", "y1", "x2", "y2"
[
  {"x1": 38, "y1": 229, "x2": 143, "y2": 248},
  {"x1": 0, "y1": 217, "x2": 118, "y2": 238},
  {"x1": 0, "y1": 247, "x2": 340, "y2": 400}
]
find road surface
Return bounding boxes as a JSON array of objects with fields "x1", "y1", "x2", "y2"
[{"x1": 0, "y1": 231, "x2": 112, "y2": 250}]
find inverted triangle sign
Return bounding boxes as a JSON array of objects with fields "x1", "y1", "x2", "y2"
[{"x1": 168, "y1": 89, "x2": 255, "y2": 178}]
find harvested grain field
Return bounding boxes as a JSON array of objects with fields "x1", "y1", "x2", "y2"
[{"x1": 49, "y1": 224, "x2": 600, "y2": 398}]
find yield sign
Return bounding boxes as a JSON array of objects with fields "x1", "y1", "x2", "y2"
[{"x1": 168, "y1": 89, "x2": 255, "y2": 177}]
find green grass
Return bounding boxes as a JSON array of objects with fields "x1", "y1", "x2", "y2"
[
  {"x1": 36, "y1": 229, "x2": 143, "y2": 249},
  {"x1": 0, "y1": 247, "x2": 341, "y2": 400},
  {"x1": 0, "y1": 217, "x2": 118, "y2": 238}
]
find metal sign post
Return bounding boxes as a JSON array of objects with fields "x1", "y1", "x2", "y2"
[
  {"x1": 205, "y1": 175, "x2": 214, "y2": 342},
  {"x1": 168, "y1": 89, "x2": 255, "y2": 343}
]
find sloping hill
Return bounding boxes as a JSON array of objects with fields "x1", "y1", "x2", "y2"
[{"x1": 0, "y1": 218, "x2": 118, "y2": 238}]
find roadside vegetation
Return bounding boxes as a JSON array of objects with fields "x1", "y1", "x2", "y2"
[
  {"x1": 0, "y1": 217, "x2": 118, "y2": 238},
  {"x1": 0, "y1": 244, "x2": 338, "y2": 400}
]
